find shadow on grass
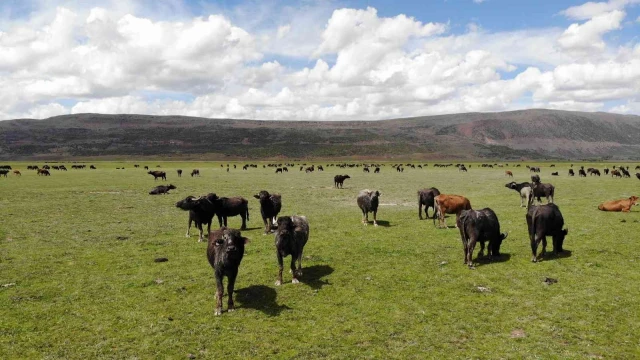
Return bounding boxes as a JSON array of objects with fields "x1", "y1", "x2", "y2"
[
  {"x1": 474, "y1": 253, "x2": 512, "y2": 267},
  {"x1": 542, "y1": 249, "x2": 573, "y2": 261},
  {"x1": 373, "y1": 220, "x2": 393, "y2": 227},
  {"x1": 301, "y1": 264, "x2": 334, "y2": 290},
  {"x1": 235, "y1": 285, "x2": 291, "y2": 316}
]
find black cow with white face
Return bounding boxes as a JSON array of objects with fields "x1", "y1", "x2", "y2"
[
  {"x1": 526, "y1": 203, "x2": 568, "y2": 262},
  {"x1": 207, "y1": 227, "x2": 248, "y2": 315},
  {"x1": 457, "y1": 208, "x2": 508, "y2": 268}
]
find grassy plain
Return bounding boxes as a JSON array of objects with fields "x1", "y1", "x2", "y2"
[{"x1": 1, "y1": 161, "x2": 640, "y2": 359}]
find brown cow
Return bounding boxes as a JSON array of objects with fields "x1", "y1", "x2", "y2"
[
  {"x1": 434, "y1": 194, "x2": 472, "y2": 229},
  {"x1": 505, "y1": 171, "x2": 513, "y2": 177},
  {"x1": 598, "y1": 196, "x2": 639, "y2": 212},
  {"x1": 13, "y1": 170, "x2": 21, "y2": 176}
]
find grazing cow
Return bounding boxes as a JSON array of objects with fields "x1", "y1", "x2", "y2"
[
  {"x1": 207, "y1": 227, "x2": 248, "y2": 315},
  {"x1": 578, "y1": 169, "x2": 587, "y2": 177},
  {"x1": 144, "y1": 166, "x2": 149, "y2": 170},
  {"x1": 363, "y1": 167, "x2": 370, "y2": 173},
  {"x1": 459, "y1": 165, "x2": 468, "y2": 172},
  {"x1": 191, "y1": 169, "x2": 200, "y2": 177},
  {"x1": 357, "y1": 189, "x2": 381, "y2": 226},
  {"x1": 568, "y1": 169, "x2": 575, "y2": 176},
  {"x1": 598, "y1": 196, "x2": 639, "y2": 212},
  {"x1": 148, "y1": 171, "x2": 166, "y2": 180},
  {"x1": 636, "y1": 173, "x2": 640, "y2": 180},
  {"x1": 282, "y1": 167, "x2": 288, "y2": 172},
  {"x1": 176, "y1": 194, "x2": 217, "y2": 241},
  {"x1": 551, "y1": 172, "x2": 559, "y2": 176},
  {"x1": 418, "y1": 187, "x2": 441, "y2": 220},
  {"x1": 505, "y1": 171, "x2": 513, "y2": 177},
  {"x1": 274, "y1": 216, "x2": 310, "y2": 285},
  {"x1": 13, "y1": 170, "x2": 21, "y2": 176},
  {"x1": 530, "y1": 182, "x2": 555, "y2": 204},
  {"x1": 457, "y1": 208, "x2": 508, "y2": 268},
  {"x1": 505, "y1": 182, "x2": 532, "y2": 207},
  {"x1": 526, "y1": 204, "x2": 568, "y2": 262},
  {"x1": 37, "y1": 169, "x2": 51, "y2": 176},
  {"x1": 604, "y1": 168, "x2": 610, "y2": 175},
  {"x1": 253, "y1": 190, "x2": 282, "y2": 234},
  {"x1": 275, "y1": 168, "x2": 283, "y2": 174},
  {"x1": 621, "y1": 168, "x2": 631, "y2": 178},
  {"x1": 611, "y1": 170, "x2": 622, "y2": 178},
  {"x1": 90, "y1": 165, "x2": 96, "y2": 169},
  {"x1": 334, "y1": 175, "x2": 350, "y2": 188},
  {"x1": 433, "y1": 194, "x2": 472, "y2": 229},
  {"x1": 317, "y1": 165, "x2": 324, "y2": 171},
  {"x1": 210, "y1": 195, "x2": 249, "y2": 230},
  {"x1": 177, "y1": 169, "x2": 182, "y2": 177},
  {"x1": 374, "y1": 167, "x2": 380, "y2": 173},
  {"x1": 0, "y1": 169, "x2": 9, "y2": 177},
  {"x1": 149, "y1": 184, "x2": 176, "y2": 195}
]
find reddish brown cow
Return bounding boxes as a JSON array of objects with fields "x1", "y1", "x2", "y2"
[
  {"x1": 598, "y1": 196, "x2": 639, "y2": 212},
  {"x1": 434, "y1": 194, "x2": 472, "y2": 229},
  {"x1": 505, "y1": 171, "x2": 513, "y2": 177}
]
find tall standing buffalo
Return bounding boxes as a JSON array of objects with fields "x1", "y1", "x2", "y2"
[
  {"x1": 274, "y1": 216, "x2": 310, "y2": 285},
  {"x1": 148, "y1": 171, "x2": 166, "y2": 181},
  {"x1": 207, "y1": 227, "x2": 248, "y2": 315},
  {"x1": 457, "y1": 208, "x2": 508, "y2": 268},
  {"x1": 526, "y1": 203, "x2": 568, "y2": 262}
]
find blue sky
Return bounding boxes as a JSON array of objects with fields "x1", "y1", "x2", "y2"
[{"x1": 0, "y1": 0, "x2": 639, "y2": 119}]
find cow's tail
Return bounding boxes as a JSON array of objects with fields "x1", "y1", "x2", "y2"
[
  {"x1": 500, "y1": 232, "x2": 508, "y2": 241},
  {"x1": 460, "y1": 212, "x2": 470, "y2": 248},
  {"x1": 246, "y1": 207, "x2": 250, "y2": 222},
  {"x1": 530, "y1": 207, "x2": 539, "y2": 240}
]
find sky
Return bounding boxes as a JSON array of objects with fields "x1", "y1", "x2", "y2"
[{"x1": 0, "y1": 0, "x2": 639, "y2": 120}]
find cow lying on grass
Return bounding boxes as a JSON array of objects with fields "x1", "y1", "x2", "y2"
[
  {"x1": 207, "y1": 227, "x2": 248, "y2": 315},
  {"x1": 149, "y1": 184, "x2": 176, "y2": 195},
  {"x1": 274, "y1": 216, "x2": 309, "y2": 285},
  {"x1": 457, "y1": 208, "x2": 508, "y2": 268},
  {"x1": 598, "y1": 196, "x2": 639, "y2": 212}
]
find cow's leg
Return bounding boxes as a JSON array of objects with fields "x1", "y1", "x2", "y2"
[
  {"x1": 373, "y1": 210, "x2": 378, "y2": 227},
  {"x1": 419, "y1": 203, "x2": 423, "y2": 220},
  {"x1": 217, "y1": 215, "x2": 223, "y2": 227},
  {"x1": 541, "y1": 237, "x2": 547, "y2": 258},
  {"x1": 296, "y1": 251, "x2": 303, "y2": 278},
  {"x1": 291, "y1": 256, "x2": 299, "y2": 284},
  {"x1": 240, "y1": 214, "x2": 247, "y2": 230},
  {"x1": 186, "y1": 218, "x2": 192, "y2": 238},
  {"x1": 530, "y1": 234, "x2": 539, "y2": 262},
  {"x1": 478, "y1": 240, "x2": 485, "y2": 258},
  {"x1": 275, "y1": 252, "x2": 284, "y2": 286},
  {"x1": 262, "y1": 216, "x2": 269, "y2": 235},
  {"x1": 467, "y1": 237, "x2": 477, "y2": 268},
  {"x1": 362, "y1": 210, "x2": 368, "y2": 225},
  {"x1": 227, "y1": 271, "x2": 238, "y2": 312},
  {"x1": 215, "y1": 273, "x2": 224, "y2": 316},
  {"x1": 197, "y1": 222, "x2": 204, "y2": 242}
]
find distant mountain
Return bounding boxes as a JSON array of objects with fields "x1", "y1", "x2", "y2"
[{"x1": 1, "y1": 109, "x2": 639, "y2": 160}]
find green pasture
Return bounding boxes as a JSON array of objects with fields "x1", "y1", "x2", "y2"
[{"x1": 1, "y1": 161, "x2": 639, "y2": 359}]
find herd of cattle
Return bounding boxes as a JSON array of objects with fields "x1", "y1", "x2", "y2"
[{"x1": 3, "y1": 161, "x2": 638, "y2": 315}]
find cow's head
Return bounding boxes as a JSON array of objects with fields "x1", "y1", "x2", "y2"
[
  {"x1": 630, "y1": 196, "x2": 639, "y2": 205},
  {"x1": 168, "y1": 184, "x2": 176, "y2": 190},
  {"x1": 175, "y1": 196, "x2": 202, "y2": 210},
  {"x1": 210, "y1": 227, "x2": 248, "y2": 260},
  {"x1": 254, "y1": 190, "x2": 270, "y2": 201},
  {"x1": 505, "y1": 182, "x2": 516, "y2": 189}
]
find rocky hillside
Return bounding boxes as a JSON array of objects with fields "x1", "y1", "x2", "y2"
[{"x1": 1, "y1": 109, "x2": 639, "y2": 160}]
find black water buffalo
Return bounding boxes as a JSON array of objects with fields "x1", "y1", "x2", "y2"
[
  {"x1": 418, "y1": 187, "x2": 440, "y2": 219},
  {"x1": 148, "y1": 171, "x2": 166, "y2": 180},
  {"x1": 531, "y1": 174, "x2": 540, "y2": 183},
  {"x1": 149, "y1": 184, "x2": 176, "y2": 195},
  {"x1": 175, "y1": 194, "x2": 217, "y2": 242},
  {"x1": 37, "y1": 169, "x2": 50, "y2": 176},
  {"x1": 357, "y1": 189, "x2": 380, "y2": 226},
  {"x1": 207, "y1": 227, "x2": 248, "y2": 315},
  {"x1": 568, "y1": 169, "x2": 575, "y2": 176},
  {"x1": 505, "y1": 182, "x2": 532, "y2": 207},
  {"x1": 551, "y1": 172, "x2": 559, "y2": 176},
  {"x1": 457, "y1": 208, "x2": 508, "y2": 268},
  {"x1": 177, "y1": 169, "x2": 183, "y2": 177},
  {"x1": 210, "y1": 195, "x2": 249, "y2": 230},
  {"x1": 0, "y1": 169, "x2": 9, "y2": 177},
  {"x1": 253, "y1": 190, "x2": 282, "y2": 234},
  {"x1": 334, "y1": 175, "x2": 350, "y2": 188},
  {"x1": 191, "y1": 169, "x2": 200, "y2": 177},
  {"x1": 274, "y1": 215, "x2": 310, "y2": 285},
  {"x1": 530, "y1": 182, "x2": 555, "y2": 204},
  {"x1": 526, "y1": 203, "x2": 568, "y2": 262},
  {"x1": 374, "y1": 167, "x2": 380, "y2": 173},
  {"x1": 636, "y1": 173, "x2": 640, "y2": 180},
  {"x1": 578, "y1": 169, "x2": 587, "y2": 177}
]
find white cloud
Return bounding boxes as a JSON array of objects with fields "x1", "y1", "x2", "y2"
[
  {"x1": 0, "y1": 1, "x2": 639, "y2": 120},
  {"x1": 560, "y1": 0, "x2": 640, "y2": 20}
]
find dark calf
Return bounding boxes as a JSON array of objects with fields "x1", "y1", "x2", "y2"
[
  {"x1": 177, "y1": 169, "x2": 182, "y2": 177},
  {"x1": 526, "y1": 203, "x2": 568, "y2": 262},
  {"x1": 457, "y1": 208, "x2": 508, "y2": 268},
  {"x1": 418, "y1": 187, "x2": 440, "y2": 220},
  {"x1": 274, "y1": 216, "x2": 310, "y2": 285},
  {"x1": 253, "y1": 190, "x2": 282, "y2": 234},
  {"x1": 175, "y1": 194, "x2": 217, "y2": 242},
  {"x1": 210, "y1": 195, "x2": 249, "y2": 230},
  {"x1": 334, "y1": 175, "x2": 350, "y2": 188},
  {"x1": 148, "y1": 171, "x2": 166, "y2": 180},
  {"x1": 149, "y1": 184, "x2": 176, "y2": 195},
  {"x1": 207, "y1": 227, "x2": 248, "y2": 315}
]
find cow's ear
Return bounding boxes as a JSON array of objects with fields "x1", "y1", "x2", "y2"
[
  {"x1": 242, "y1": 237, "x2": 250, "y2": 244},
  {"x1": 253, "y1": 195, "x2": 260, "y2": 199}
]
